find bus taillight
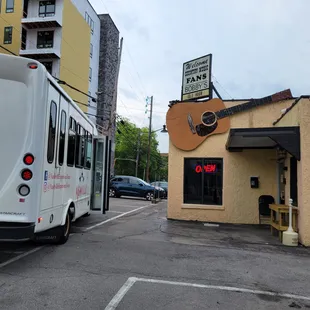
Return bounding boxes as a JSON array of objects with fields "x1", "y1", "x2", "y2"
[
  {"x1": 21, "y1": 169, "x2": 33, "y2": 181},
  {"x1": 23, "y1": 154, "x2": 34, "y2": 165},
  {"x1": 18, "y1": 184, "x2": 30, "y2": 196},
  {"x1": 28, "y1": 63, "x2": 38, "y2": 69}
]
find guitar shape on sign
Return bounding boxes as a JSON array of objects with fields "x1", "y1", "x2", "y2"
[{"x1": 166, "y1": 89, "x2": 292, "y2": 151}]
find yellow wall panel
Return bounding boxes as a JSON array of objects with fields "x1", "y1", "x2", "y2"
[
  {"x1": 59, "y1": 0, "x2": 91, "y2": 112},
  {"x1": 0, "y1": 0, "x2": 23, "y2": 55}
]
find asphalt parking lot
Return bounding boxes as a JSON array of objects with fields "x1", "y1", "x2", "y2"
[
  {"x1": 0, "y1": 197, "x2": 151, "y2": 267},
  {"x1": 1, "y1": 198, "x2": 310, "y2": 309}
]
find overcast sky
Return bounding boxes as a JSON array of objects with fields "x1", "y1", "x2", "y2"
[{"x1": 90, "y1": 0, "x2": 310, "y2": 153}]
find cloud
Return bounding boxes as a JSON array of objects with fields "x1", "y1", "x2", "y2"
[{"x1": 119, "y1": 87, "x2": 139, "y2": 101}]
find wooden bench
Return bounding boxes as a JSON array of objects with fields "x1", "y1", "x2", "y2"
[{"x1": 269, "y1": 204, "x2": 298, "y2": 242}]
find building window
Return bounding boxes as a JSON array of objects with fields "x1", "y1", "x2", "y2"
[
  {"x1": 23, "y1": 0, "x2": 28, "y2": 17},
  {"x1": 21, "y1": 27, "x2": 27, "y2": 50},
  {"x1": 39, "y1": 0, "x2": 55, "y2": 17},
  {"x1": 90, "y1": 43, "x2": 93, "y2": 58},
  {"x1": 67, "y1": 117, "x2": 76, "y2": 166},
  {"x1": 41, "y1": 61, "x2": 53, "y2": 74},
  {"x1": 58, "y1": 110, "x2": 66, "y2": 166},
  {"x1": 89, "y1": 67, "x2": 92, "y2": 81},
  {"x1": 37, "y1": 31, "x2": 54, "y2": 49},
  {"x1": 6, "y1": 0, "x2": 14, "y2": 12},
  {"x1": 90, "y1": 19, "x2": 94, "y2": 34},
  {"x1": 85, "y1": 11, "x2": 94, "y2": 34},
  {"x1": 183, "y1": 158, "x2": 223, "y2": 205},
  {"x1": 47, "y1": 101, "x2": 57, "y2": 163},
  {"x1": 88, "y1": 91, "x2": 91, "y2": 104},
  {"x1": 3, "y1": 27, "x2": 12, "y2": 44}
]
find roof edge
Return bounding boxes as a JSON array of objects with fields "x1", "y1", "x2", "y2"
[
  {"x1": 98, "y1": 13, "x2": 120, "y2": 33},
  {"x1": 273, "y1": 95, "x2": 310, "y2": 126}
]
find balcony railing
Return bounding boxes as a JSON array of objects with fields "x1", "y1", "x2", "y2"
[{"x1": 21, "y1": 0, "x2": 61, "y2": 29}]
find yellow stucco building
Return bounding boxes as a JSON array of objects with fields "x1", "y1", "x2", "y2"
[
  {"x1": 166, "y1": 90, "x2": 310, "y2": 246},
  {"x1": 0, "y1": 0, "x2": 97, "y2": 112}
]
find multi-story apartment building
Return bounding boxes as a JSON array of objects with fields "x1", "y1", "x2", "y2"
[
  {"x1": 0, "y1": 0, "x2": 102, "y2": 115},
  {"x1": 0, "y1": 2, "x2": 121, "y2": 178}
]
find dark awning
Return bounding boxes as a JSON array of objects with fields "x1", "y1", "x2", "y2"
[{"x1": 226, "y1": 126, "x2": 300, "y2": 160}]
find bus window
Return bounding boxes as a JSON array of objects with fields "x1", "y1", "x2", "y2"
[
  {"x1": 85, "y1": 132, "x2": 92, "y2": 169},
  {"x1": 75, "y1": 124, "x2": 85, "y2": 168},
  {"x1": 75, "y1": 124, "x2": 81, "y2": 168},
  {"x1": 81, "y1": 127, "x2": 86, "y2": 167},
  {"x1": 58, "y1": 110, "x2": 66, "y2": 166},
  {"x1": 67, "y1": 117, "x2": 76, "y2": 166},
  {"x1": 47, "y1": 101, "x2": 57, "y2": 163}
]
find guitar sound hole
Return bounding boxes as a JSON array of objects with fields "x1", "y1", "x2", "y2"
[
  {"x1": 202, "y1": 111, "x2": 217, "y2": 126},
  {"x1": 196, "y1": 122, "x2": 218, "y2": 137}
]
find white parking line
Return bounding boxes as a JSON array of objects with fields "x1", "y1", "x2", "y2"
[
  {"x1": 104, "y1": 276, "x2": 310, "y2": 309},
  {"x1": 107, "y1": 211, "x2": 124, "y2": 214},
  {"x1": 0, "y1": 246, "x2": 44, "y2": 269},
  {"x1": 105, "y1": 277, "x2": 136, "y2": 310},
  {"x1": 84, "y1": 204, "x2": 153, "y2": 231}
]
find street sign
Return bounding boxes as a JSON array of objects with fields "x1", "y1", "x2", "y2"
[{"x1": 181, "y1": 54, "x2": 212, "y2": 101}]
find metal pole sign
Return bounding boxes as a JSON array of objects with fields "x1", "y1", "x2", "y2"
[{"x1": 181, "y1": 53, "x2": 212, "y2": 101}]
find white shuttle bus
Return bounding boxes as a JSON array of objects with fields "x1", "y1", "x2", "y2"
[{"x1": 0, "y1": 54, "x2": 103, "y2": 244}]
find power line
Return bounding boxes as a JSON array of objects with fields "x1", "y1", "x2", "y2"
[
  {"x1": 0, "y1": 44, "x2": 17, "y2": 56},
  {"x1": 212, "y1": 74, "x2": 233, "y2": 99},
  {"x1": 0, "y1": 42, "x2": 98, "y2": 103},
  {"x1": 99, "y1": 1, "x2": 149, "y2": 106},
  {"x1": 53, "y1": 76, "x2": 108, "y2": 101},
  {"x1": 124, "y1": 43, "x2": 148, "y2": 96},
  {"x1": 117, "y1": 104, "x2": 166, "y2": 114},
  {"x1": 73, "y1": 99, "x2": 112, "y2": 114}
]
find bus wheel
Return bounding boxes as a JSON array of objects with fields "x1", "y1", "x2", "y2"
[{"x1": 58, "y1": 212, "x2": 71, "y2": 244}]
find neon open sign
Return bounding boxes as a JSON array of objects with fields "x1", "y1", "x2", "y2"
[{"x1": 195, "y1": 164, "x2": 217, "y2": 173}]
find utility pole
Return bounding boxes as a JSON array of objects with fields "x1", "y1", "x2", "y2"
[
  {"x1": 146, "y1": 96, "x2": 153, "y2": 183},
  {"x1": 135, "y1": 129, "x2": 141, "y2": 177}
]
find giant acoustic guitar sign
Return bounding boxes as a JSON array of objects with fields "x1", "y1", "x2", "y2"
[{"x1": 166, "y1": 89, "x2": 292, "y2": 151}]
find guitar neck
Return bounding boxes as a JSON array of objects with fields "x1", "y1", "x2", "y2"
[{"x1": 215, "y1": 89, "x2": 292, "y2": 120}]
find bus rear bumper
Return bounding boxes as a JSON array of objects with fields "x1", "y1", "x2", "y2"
[{"x1": 0, "y1": 222, "x2": 35, "y2": 240}]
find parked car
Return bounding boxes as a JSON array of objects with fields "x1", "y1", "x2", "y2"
[
  {"x1": 109, "y1": 175, "x2": 161, "y2": 201},
  {"x1": 151, "y1": 181, "x2": 168, "y2": 198}
]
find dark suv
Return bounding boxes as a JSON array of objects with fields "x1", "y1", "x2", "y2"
[{"x1": 109, "y1": 175, "x2": 159, "y2": 201}]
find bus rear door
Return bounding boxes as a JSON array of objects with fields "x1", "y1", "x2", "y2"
[
  {"x1": 53, "y1": 95, "x2": 69, "y2": 211},
  {"x1": 42, "y1": 84, "x2": 60, "y2": 211}
]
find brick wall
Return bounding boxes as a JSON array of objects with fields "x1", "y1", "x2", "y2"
[{"x1": 97, "y1": 14, "x2": 120, "y2": 175}]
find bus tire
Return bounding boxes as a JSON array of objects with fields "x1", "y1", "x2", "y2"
[{"x1": 57, "y1": 212, "x2": 71, "y2": 244}]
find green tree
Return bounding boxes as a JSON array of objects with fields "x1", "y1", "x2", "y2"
[{"x1": 114, "y1": 118, "x2": 166, "y2": 182}]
